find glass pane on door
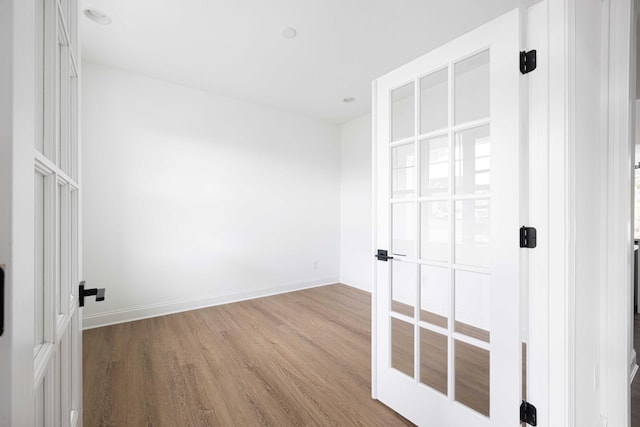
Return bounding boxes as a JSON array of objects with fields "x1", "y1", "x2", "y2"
[
  {"x1": 454, "y1": 51, "x2": 490, "y2": 125},
  {"x1": 391, "y1": 318, "x2": 414, "y2": 377},
  {"x1": 420, "y1": 201, "x2": 449, "y2": 262},
  {"x1": 420, "y1": 135, "x2": 449, "y2": 197},
  {"x1": 420, "y1": 328, "x2": 448, "y2": 394},
  {"x1": 454, "y1": 199, "x2": 490, "y2": 267},
  {"x1": 392, "y1": 143, "x2": 416, "y2": 198},
  {"x1": 392, "y1": 202, "x2": 416, "y2": 258},
  {"x1": 35, "y1": 172, "x2": 45, "y2": 348},
  {"x1": 391, "y1": 82, "x2": 415, "y2": 141},
  {"x1": 420, "y1": 68, "x2": 448, "y2": 134},
  {"x1": 35, "y1": 379, "x2": 45, "y2": 427},
  {"x1": 392, "y1": 261, "x2": 416, "y2": 317},
  {"x1": 454, "y1": 270, "x2": 490, "y2": 342},
  {"x1": 454, "y1": 125, "x2": 491, "y2": 195},
  {"x1": 455, "y1": 340, "x2": 490, "y2": 417},
  {"x1": 420, "y1": 265, "x2": 449, "y2": 327}
]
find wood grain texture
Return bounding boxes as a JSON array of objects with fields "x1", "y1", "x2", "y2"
[
  {"x1": 83, "y1": 284, "x2": 414, "y2": 427},
  {"x1": 454, "y1": 321, "x2": 490, "y2": 343}
]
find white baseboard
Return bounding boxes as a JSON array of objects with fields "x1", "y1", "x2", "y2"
[
  {"x1": 338, "y1": 280, "x2": 372, "y2": 293},
  {"x1": 82, "y1": 277, "x2": 339, "y2": 330}
]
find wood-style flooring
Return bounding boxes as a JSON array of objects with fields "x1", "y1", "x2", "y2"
[{"x1": 83, "y1": 284, "x2": 414, "y2": 427}]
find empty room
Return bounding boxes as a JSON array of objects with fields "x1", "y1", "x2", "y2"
[{"x1": 1, "y1": 0, "x2": 639, "y2": 426}]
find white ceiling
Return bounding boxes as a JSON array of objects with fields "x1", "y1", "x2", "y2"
[{"x1": 81, "y1": 0, "x2": 518, "y2": 124}]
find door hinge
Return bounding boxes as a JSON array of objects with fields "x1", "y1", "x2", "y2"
[
  {"x1": 375, "y1": 249, "x2": 394, "y2": 262},
  {"x1": 520, "y1": 50, "x2": 537, "y2": 74},
  {"x1": 520, "y1": 226, "x2": 537, "y2": 248},
  {"x1": 79, "y1": 281, "x2": 105, "y2": 307},
  {"x1": 520, "y1": 400, "x2": 537, "y2": 425}
]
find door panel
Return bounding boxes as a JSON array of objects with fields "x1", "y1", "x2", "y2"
[
  {"x1": 374, "y1": 9, "x2": 521, "y2": 426},
  {"x1": 34, "y1": 0, "x2": 82, "y2": 426}
]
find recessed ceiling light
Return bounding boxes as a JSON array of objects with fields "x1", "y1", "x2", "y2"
[
  {"x1": 281, "y1": 26, "x2": 297, "y2": 39},
  {"x1": 84, "y1": 8, "x2": 112, "y2": 25},
  {"x1": 342, "y1": 97, "x2": 356, "y2": 103}
]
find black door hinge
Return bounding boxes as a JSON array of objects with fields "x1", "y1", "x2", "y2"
[
  {"x1": 79, "y1": 281, "x2": 105, "y2": 307},
  {"x1": 375, "y1": 249, "x2": 394, "y2": 262},
  {"x1": 520, "y1": 50, "x2": 537, "y2": 74},
  {"x1": 520, "y1": 400, "x2": 537, "y2": 425},
  {"x1": 520, "y1": 226, "x2": 537, "y2": 248}
]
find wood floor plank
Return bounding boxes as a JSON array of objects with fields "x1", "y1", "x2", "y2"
[{"x1": 83, "y1": 284, "x2": 414, "y2": 427}]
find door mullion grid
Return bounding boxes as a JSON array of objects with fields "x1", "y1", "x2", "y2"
[
  {"x1": 386, "y1": 93, "x2": 393, "y2": 368},
  {"x1": 70, "y1": 74, "x2": 78, "y2": 181},
  {"x1": 52, "y1": 348, "x2": 61, "y2": 427},
  {"x1": 54, "y1": 32, "x2": 62, "y2": 166},
  {"x1": 60, "y1": 332, "x2": 70, "y2": 427},
  {"x1": 70, "y1": 313, "x2": 80, "y2": 422},
  {"x1": 55, "y1": 176, "x2": 64, "y2": 328},
  {"x1": 44, "y1": 360, "x2": 55, "y2": 427},
  {"x1": 43, "y1": 0, "x2": 56, "y2": 164},
  {"x1": 69, "y1": 189, "x2": 78, "y2": 306},
  {"x1": 35, "y1": 151, "x2": 79, "y2": 189},
  {"x1": 34, "y1": 160, "x2": 57, "y2": 377},
  {"x1": 56, "y1": 1, "x2": 71, "y2": 49},
  {"x1": 37, "y1": 1, "x2": 80, "y2": 426},
  {"x1": 61, "y1": 180, "x2": 70, "y2": 317},
  {"x1": 447, "y1": 61, "x2": 456, "y2": 404}
]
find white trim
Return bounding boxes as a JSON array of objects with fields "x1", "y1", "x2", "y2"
[
  {"x1": 601, "y1": 0, "x2": 634, "y2": 425},
  {"x1": 338, "y1": 281, "x2": 371, "y2": 293},
  {"x1": 531, "y1": 1, "x2": 576, "y2": 425},
  {"x1": 82, "y1": 278, "x2": 340, "y2": 329},
  {"x1": 371, "y1": 79, "x2": 379, "y2": 400}
]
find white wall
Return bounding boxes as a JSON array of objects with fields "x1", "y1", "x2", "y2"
[
  {"x1": 339, "y1": 114, "x2": 372, "y2": 291},
  {"x1": 82, "y1": 63, "x2": 341, "y2": 328}
]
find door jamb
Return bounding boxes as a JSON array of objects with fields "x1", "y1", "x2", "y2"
[
  {"x1": 0, "y1": 0, "x2": 38, "y2": 425},
  {"x1": 602, "y1": 0, "x2": 634, "y2": 426}
]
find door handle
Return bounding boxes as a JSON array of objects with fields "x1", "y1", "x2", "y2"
[
  {"x1": 375, "y1": 249, "x2": 394, "y2": 262},
  {"x1": 79, "y1": 281, "x2": 105, "y2": 307}
]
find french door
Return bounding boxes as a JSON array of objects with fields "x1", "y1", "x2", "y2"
[
  {"x1": 33, "y1": 0, "x2": 83, "y2": 425},
  {"x1": 373, "y1": 9, "x2": 521, "y2": 426}
]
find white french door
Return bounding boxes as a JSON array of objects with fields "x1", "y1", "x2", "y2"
[
  {"x1": 33, "y1": 0, "x2": 83, "y2": 426},
  {"x1": 373, "y1": 9, "x2": 521, "y2": 426}
]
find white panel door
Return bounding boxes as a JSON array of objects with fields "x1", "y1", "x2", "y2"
[
  {"x1": 373, "y1": 9, "x2": 521, "y2": 426},
  {"x1": 33, "y1": 0, "x2": 83, "y2": 426}
]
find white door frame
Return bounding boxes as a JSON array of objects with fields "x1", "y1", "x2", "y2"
[
  {"x1": 516, "y1": 0, "x2": 636, "y2": 425},
  {"x1": 602, "y1": 0, "x2": 634, "y2": 426},
  {"x1": 0, "y1": 0, "x2": 38, "y2": 424},
  {"x1": 525, "y1": 0, "x2": 635, "y2": 425},
  {"x1": 531, "y1": 1, "x2": 577, "y2": 424}
]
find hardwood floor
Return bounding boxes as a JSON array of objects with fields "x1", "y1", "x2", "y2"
[{"x1": 83, "y1": 284, "x2": 414, "y2": 426}]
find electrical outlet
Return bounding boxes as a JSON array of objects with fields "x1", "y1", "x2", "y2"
[{"x1": 312, "y1": 260, "x2": 318, "y2": 270}]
